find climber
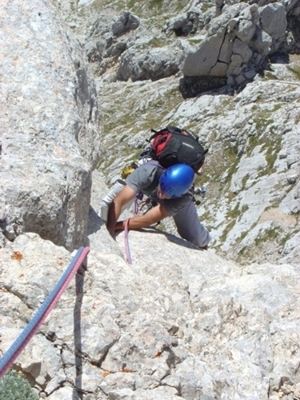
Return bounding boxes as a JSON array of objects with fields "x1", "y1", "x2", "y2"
[
  {"x1": 99, "y1": 155, "x2": 152, "y2": 221},
  {"x1": 106, "y1": 161, "x2": 211, "y2": 249}
]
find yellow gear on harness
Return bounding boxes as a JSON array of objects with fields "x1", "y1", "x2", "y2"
[{"x1": 121, "y1": 166, "x2": 135, "y2": 179}]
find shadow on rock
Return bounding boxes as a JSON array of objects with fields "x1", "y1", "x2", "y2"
[
  {"x1": 87, "y1": 206, "x2": 105, "y2": 235},
  {"x1": 179, "y1": 75, "x2": 228, "y2": 98},
  {"x1": 139, "y1": 227, "x2": 203, "y2": 250}
]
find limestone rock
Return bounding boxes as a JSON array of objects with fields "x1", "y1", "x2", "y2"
[
  {"x1": 112, "y1": 11, "x2": 140, "y2": 37},
  {"x1": 182, "y1": 2, "x2": 287, "y2": 90},
  {"x1": 0, "y1": 1, "x2": 300, "y2": 398},
  {"x1": 162, "y1": 12, "x2": 200, "y2": 36},
  {"x1": 117, "y1": 45, "x2": 185, "y2": 82},
  {"x1": 1, "y1": 231, "x2": 300, "y2": 399},
  {"x1": 0, "y1": 0, "x2": 101, "y2": 250}
]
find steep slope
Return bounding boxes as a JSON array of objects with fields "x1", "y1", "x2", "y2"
[
  {"x1": 1, "y1": 220, "x2": 300, "y2": 399},
  {"x1": 62, "y1": 0, "x2": 299, "y2": 266},
  {"x1": 0, "y1": 1, "x2": 299, "y2": 398}
]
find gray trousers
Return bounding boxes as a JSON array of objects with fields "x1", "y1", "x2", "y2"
[{"x1": 173, "y1": 201, "x2": 211, "y2": 248}]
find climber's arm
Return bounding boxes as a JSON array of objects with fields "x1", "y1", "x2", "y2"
[
  {"x1": 106, "y1": 185, "x2": 137, "y2": 236},
  {"x1": 115, "y1": 204, "x2": 169, "y2": 231}
]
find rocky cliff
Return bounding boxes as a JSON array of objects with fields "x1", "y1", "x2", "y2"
[
  {"x1": 72, "y1": 0, "x2": 300, "y2": 267},
  {"x1": 0, "y1": 0, "x2": 101, "y2": 251},
  {"x1": 0, "y1": 0, "x2": 300, "y2": 399}
]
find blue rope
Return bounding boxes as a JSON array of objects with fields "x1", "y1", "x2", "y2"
[{"x1": 0, "y1": 246, "x2": 88, "y2": 376}]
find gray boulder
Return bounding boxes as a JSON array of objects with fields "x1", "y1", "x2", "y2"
[
  {"x1": 85, "y1": 12, "x2": 143, "y2": 76},
  {"x1": 117, "y1": 45, "x2": 185, "y2": 82},
  {"x1": 112, "y1": 11, "x2": 140, "y2": 37},
  {"x1": 259, "y1": 3, "x2": 287, "y2": 53},
  {"x1": 162, "y1": 11, "x2": 200, "y2": 36},
  {"x1": 182, "y1": 2, "x2": 287, "y2": 91}
]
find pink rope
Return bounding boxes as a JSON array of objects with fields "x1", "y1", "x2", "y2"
[
  {"x1": 123, "y1": 218, "x2": 132, "y2": 264},
  {"x1": 0, "y1": 247, "x2": 90, "y2": 377}
]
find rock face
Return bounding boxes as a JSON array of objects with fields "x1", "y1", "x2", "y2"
[
  {"x1": 0, "y1": 0, "x2": 101, "y2": 251},
  {"x1": 1, "y1": 229, "x2": 300, "y2": 399},
  {"x1": 165, "y1": 77, "x2": 300, "y2": 266},
  {"x1": 182, "y1": 2, "x2": 287, "y2": 90},
  {"x1": 0, "y1": 0, "x2": 300, "y2": 398},
  {"x1": 79, "y1": 0, "x2": 296, "y2": 91}
]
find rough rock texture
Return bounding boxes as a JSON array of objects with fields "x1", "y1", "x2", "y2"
[
  {"x1": 84, "y1": 11, "x2": 144, "y2": 77},
  {"x1": 0, "y1": 0, "x2": 101, "y2": 251},
  {"x1": 117, "y1": 45, "x2": 185, "y2": 82},
  {"x1": 0, "y1": 1, "x2": 300, "y2": 398},
  {"x1": 1, "y1": 227, "x2": 300, "y2": 399},
  {"x1": 182, "y1": 2, "x2": 287, "y2": 89},
  {"x1": 69, "y1": 0, "x2": 299, "y2": 90},
  {"x1": 162, "y1": 12, "x2": 201, "y2": 36},
  {"x1": 95, "y1": 54, "x2": 300, "y2": 267},
  {"x1": 75, "y1": 0, "x2": 299, "y2": 268}
]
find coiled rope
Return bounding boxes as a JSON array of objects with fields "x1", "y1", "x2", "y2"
[{"x1": 0, "y1": 246, "x2": 90, "y2": 378}]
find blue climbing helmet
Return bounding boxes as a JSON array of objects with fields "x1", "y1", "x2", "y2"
[{"x1": 159, "y1": 164, "x2": 195, "y2": 198}]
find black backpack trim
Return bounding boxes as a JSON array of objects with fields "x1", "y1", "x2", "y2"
[{"x1": 149, "y1": 126, "x2": 207, "y2": 172}]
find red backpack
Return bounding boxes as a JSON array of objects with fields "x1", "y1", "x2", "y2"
[{"x1": 149, "y1": 126, "x2": 207, "y2": 172}]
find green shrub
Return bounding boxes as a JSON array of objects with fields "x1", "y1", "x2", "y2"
[
  {"x1": 148, "y1": 0, "x2": 164, "y2": 9},
  {"x1": 254, "y1": 227, "x2": 282, "y2": 246},
  {"x1": 0, "y1": 370, "x2": 38, "y2": 400}
]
